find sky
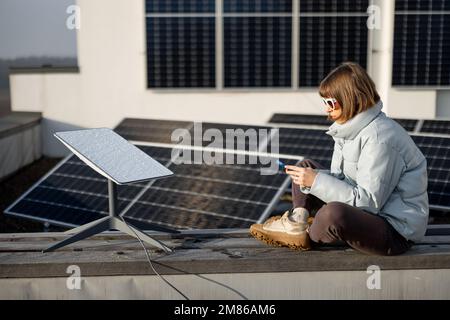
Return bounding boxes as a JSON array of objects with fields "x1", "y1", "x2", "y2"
[{"x1": 0, "y1": 0, "x2": 77, "y2": 59}]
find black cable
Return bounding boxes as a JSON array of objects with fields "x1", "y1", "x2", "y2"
[
  {"x1": 118, "y1": 215, "x2": 189, "y2": 300},
  {"x1": 119, "y1": 215, "x2": 248, "y2": 300}
]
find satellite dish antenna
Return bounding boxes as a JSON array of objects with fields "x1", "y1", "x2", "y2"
[{"x1": 43, "y1": 128, "x2": 176, "y2": 253}]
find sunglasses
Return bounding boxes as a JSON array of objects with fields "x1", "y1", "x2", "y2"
[{"x1": 322, "y1": 97, "x2": 338, "y2": 111}]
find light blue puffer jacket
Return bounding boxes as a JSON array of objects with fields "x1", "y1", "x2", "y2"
[{"x1": 302, "y1": 100, "x2": 429, "y2": 242}]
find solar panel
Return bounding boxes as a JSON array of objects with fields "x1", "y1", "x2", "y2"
[
  {"x1": 224, "y1": 0, "x2": 292, "y2": 13},
  {"x1": 114, "y1": 118, "x2": 193, "y2": 144},
  {"x1": 277, "y1": 128, "x2": 334, "y2": 168},
  {"x1": 300, "y1": 0, "x2": 369, "y2": 12},
  {"x1": 146, "y1": 0, "x2": 215, "y2": 13},
  {"x1": 223, "y1": 13, "x2": 292, "y2": 87},
  {"x1": 5, "y1": 145, "x2": 294, "y2": 229},
  {"x1": 146, "y1": 0, "x2": 215, "y2": 89},
  {"x1": 428, "y1": 208, "x2": 450, "y2": 225},
  {"x1": 412, "y1": 135, "x2": 450, "y2": 210},
  {"x1": 189, "y1": 122, "x2": 273, "y2": 151},
  {"x1": 268, "y1": 113, "x2": 418, "y2": 132},
  {"x1": 268, "y1": 113, "x2": 332, "y2": 126},
  {"x1": 395, "y1": 0, "x2": 450, "y2": 11},
  {"x1": 393, "y1": 3, "x2": 450, "y2": 86},
  {"x1": 299, "y1": 1, "x2": 369, "y2": 87},
  {"x1": 420, "y1": 120, "x2": 450, "y2": 135}
]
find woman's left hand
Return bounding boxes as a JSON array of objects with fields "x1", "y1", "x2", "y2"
[{"x1": 285, "y1": 165, "x2": 318, "y2": 188}]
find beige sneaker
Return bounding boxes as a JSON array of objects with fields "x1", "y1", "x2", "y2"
[{"x1": 249, "y1": 209, "x2": 311, "y2": 250}]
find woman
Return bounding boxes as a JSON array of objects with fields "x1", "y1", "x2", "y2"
[{"x1": 250, "y1": 62, "x2": 429, "y2": 256}]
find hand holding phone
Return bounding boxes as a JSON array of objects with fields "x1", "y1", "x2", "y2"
[{"x1": 276, "y1": 159, "x2": 286, "y2": 171}]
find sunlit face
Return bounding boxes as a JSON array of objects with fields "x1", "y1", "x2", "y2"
[{"x1": 322, "y1": 97, "x2": 344, "y2": 123}]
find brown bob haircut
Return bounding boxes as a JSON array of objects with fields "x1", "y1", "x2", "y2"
[{"x1": 319, "y1": 62, "x2": 380, "y2": 122}]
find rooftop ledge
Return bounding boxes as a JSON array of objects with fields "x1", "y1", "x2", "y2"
[
  {"x1": 0, "y1": 111, "x2": 41, "y2": 139},
  {"x1": 9, "y1": 65, "x2": 80, "y2": 74},
  {"x1": 1, "y1": 228, "x2": 450, "y2": 279}
]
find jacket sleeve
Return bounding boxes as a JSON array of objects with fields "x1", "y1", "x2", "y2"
[
  {"x1": 309, "y1": 142, "x2": 406, "y2": 213},
  {"x1": 299, "y1": 140, "x2": 344, "y2": 194}
]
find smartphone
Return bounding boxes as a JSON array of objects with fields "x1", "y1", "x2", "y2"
[{"x1": 276, "y1": 159, "x2": 286, "y2": 171}]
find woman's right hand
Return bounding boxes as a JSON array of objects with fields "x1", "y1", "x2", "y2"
[{"x1": 285, "y1": 165, "x2": 318, "y2": 188}]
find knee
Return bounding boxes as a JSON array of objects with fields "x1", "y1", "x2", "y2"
[{"x1": 315, "y1": 202, "x2": 350, "y2": 227}]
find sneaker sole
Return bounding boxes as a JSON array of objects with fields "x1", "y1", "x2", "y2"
[{"x1": 249, "y1": 224, "x2": 311, "y2": 251}]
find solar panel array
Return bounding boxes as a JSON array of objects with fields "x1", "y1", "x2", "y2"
[
  {"x1": 298, "y1": 0, "x2": 369, "y2": 87},
  {"x1": 223, "y1": 1, "x2": 292, "y2": 87},
  {"x1": 145, "y1": 1, "x2": 215, "y2": 88},
  {"x1": 6, "y1": 145, "x2": 296, "y2": 229},
  {"x1": 6, "y1": 115, "x2": 450, "y2": 230},
  {"x1": 145, "y1": 0, "x2": 374, "y2": 89},
  {"x1": 393, "y1": 0, "x2": 450, "y2": 86}
]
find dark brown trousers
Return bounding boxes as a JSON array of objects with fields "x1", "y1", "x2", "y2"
[{"x1": 292, "y1": 159, "x2": 413, "y2": 256}]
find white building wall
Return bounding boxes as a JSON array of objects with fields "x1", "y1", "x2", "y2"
[
  {"x1": 1, "y1": 269, "x2": 450, "y2": 300},
  {"x1": 8, "y1": 0, "x2": 446, "y2": 156},
  {"x1": 388, "y1": 89, "x2": 436, "y2": 119},
  {"x1": 437, "y1": 91, "x2": 450, "y2": 118}
]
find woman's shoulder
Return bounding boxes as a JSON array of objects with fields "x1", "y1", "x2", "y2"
[
  {"x1": 360, "y1": 114, "x2": 425, "y2": 163},
  {"x1": 360, "y1": 112, "x2": 409, "y2": 143}
]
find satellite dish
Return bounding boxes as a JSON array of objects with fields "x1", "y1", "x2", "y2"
[{"x1": 43, "y1": 128, "x2": 176, "y2": 253}]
